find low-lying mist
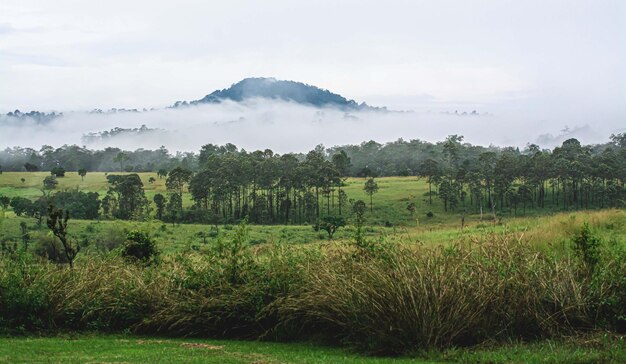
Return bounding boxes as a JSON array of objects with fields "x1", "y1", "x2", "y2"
[{"x1": 0, "y1": 100, "x2": 621, "y2": 152}]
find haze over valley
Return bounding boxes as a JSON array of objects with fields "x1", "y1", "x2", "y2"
[{"x1": 1, "y1": 77, "x2": 620, "y2": 153}]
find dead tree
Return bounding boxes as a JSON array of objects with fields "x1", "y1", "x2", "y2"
[{"x1": 47, "y1": 205, "x2": 80, "y2": 269}]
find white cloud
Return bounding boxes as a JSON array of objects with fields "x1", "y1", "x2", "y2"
[{"x1": 0, "y1": 0, "x2": 624, "y2": 146}]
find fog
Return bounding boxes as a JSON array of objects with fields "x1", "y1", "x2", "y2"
[{"x1": 1, "y1": 100, "x2": 622, "y2": 153}]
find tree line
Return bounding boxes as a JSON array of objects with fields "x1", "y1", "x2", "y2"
[
  {"x1": 424, "y1": 135, "x2": 626, "y2": 215},
  {"x1": 1, "y1": 134, "x2": 624, "y2": 225}
]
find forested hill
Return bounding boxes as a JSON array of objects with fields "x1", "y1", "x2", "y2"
[{"x1": 173, "y1": 77, "x2": 384, "y2": 110}]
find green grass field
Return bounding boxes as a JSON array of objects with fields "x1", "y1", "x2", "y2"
[
  {"x1": 1, "y1": 208, "x2": 625, "y2": 256},
  {"x1": 0, "y1": 172, "x2": 503, "y2": 225},
  {"x1": 0, "y1": 334, "x2": 623, "y2": 363},
  {"x1": 1, "y1": 172, "x2": 625, "y2": 254}
]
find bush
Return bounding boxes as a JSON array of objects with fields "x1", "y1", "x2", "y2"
[
  {"x1": 587, "y1": 239, "x2": 626, "y2": 332},
  {"x1": 32, "y1": 233, "x2": 69, "y2": 264},
  {"x1": 572, "y1": 222, "x2": 601, "y2": 272},
  {"x1": 274, "y1": 236, "x2": 597, "y2": 354},
  {"x1": 0, "y1": 254, "x2": 51, "y2": 332},
  {"x1": 121, "y1": 231, "x2": 158, "y2": 263},
  {"x1": 50, "y1": 167, "x2": 65, "y2": 177},
  {"x1": 0, "y1": 230, "x2": 624, "y2": 353}
]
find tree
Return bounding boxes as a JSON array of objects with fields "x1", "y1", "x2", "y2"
[
  {"x1": 166, "y1": 167, "x2": 193, "y2": 196},
  {"x1": 352, "y1": 199, "x2": 367, "y2": 223},
  {"x1": 165, "y1": 167, "x2": 192, "y2": 215},
  {"x1": 46, "y1": 205, "x2": 80, "y2": 269},
  {"x1": 166, "y1": 193, "x2": 182, "y2": 220},
  {"x1": 153, "y1": 193, "x2": 166, "y2": 220},
  {"x1": 51, "y1": 190, "x2": 100, "y2": 219},
  {"x1": 363, "y1": 178, "x2": 379, "y2": 212},
  {"x1": 32, "y1": 196, "x2": 49, "y2": 227},
  {"x1": 313, "y1": 215, "x2": 346, "y2": 239},
  {"x1": 517, "y1": 184, "x2": 533, "y2": 214},
  {"x1": 101, "y1": 194, "x2": 114, "y2": 218},
  {"x1": 442, "y1": 134, "x2": 464, "y2": 168},
  {"x1": 437, "y1": 177, "x2": 459, "y2": 212},
  {"x1": 106, "y1": 174, "x2": 148, "y2": 220},
  {"x1": 20, "y1": 178, "x2": 25, "y2": 184},
  {"x1": 9, "y1": 197, "x2": 33, "y2": 216},
  {"x1": 51, "y1": 166, "x2": 66, "y2": 177},
  {"x1": 419, "y1": 159, "x2": 440, "y2": 205},
  {"x1": 114, "y1": 152, "x2": 129, "y2": 172},
  {"x1": 351, "y1": 199, "x2": 368, "y2": 248},
  {"x1": 24, "y1": 163, "x2": 39, "y2": 172},
  {"x1": 43, "y1": 175, "x2": 58, "y2": 195},
  {"x1": 331, "y1": 151, "x2": 351, "y2": 176},
  {"x1": 78, "y1": 168, "x2": 87, "y2": 181},
  {"x1": 0, "y1": 195, "x2": 9, "y2": 210},
  {"x1": 148, "y1": 177, "x2": 156, "y2": 184},
  {"x1": 157, "y1": 169, "x2": 168, "y2": 179}
]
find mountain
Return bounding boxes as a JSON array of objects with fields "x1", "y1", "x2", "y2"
[{"x1": 173, "y1": 77, "x2": 385, "y2": 110}]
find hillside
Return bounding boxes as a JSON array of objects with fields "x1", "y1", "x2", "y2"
[{"x1": 175, "y1": 77, "x2": 384, "y2": 110}]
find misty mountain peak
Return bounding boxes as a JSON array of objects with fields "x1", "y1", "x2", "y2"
[{"x1": 185, "y1": 77, "x2": 383, "y2": 110}]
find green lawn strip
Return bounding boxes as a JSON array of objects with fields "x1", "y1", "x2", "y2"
[
  {"x1": 0, "y1": 334, "x2": 623, "y2": 363},
  {"x1": 0, "y1": 335, "x2": 422, "y2": 364}
]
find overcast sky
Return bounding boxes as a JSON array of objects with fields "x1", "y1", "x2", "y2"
[{"x1": 0, "y1": 0, "x2": 624, "y2": 148}]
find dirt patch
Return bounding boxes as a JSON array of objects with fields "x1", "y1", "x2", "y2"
[
  {"x1": 180, "y1": 343, "x2": 224, "y2": 350},
  {"x1": 134, "y1": 339, "x2": 168, "y2": 345}
]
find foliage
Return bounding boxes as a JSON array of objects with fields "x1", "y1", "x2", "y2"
[
  {"x1": 50, "y1": 167, "x2": 65, "y2": 177},
  {"x1": 51, "y1": 190, "x2": 100, "y2": 219},
  {"x1": 23, "y1": 162, "x2": 39, "y2": 172},
  {"x1": 43, "y1": 175, "x2": 58, "y2": 192},
  {"x1": 153, "y1": 193, "x2": 166, "y2": 220},
  {"x1": 121, "y1": 231, "x2": 159, "y2": 263},
  {"x1": 78, "y1": 168, "x2": 87, "y2": 180},
  {"x1": 313, "y1": 215, "x2": 346, "y2": 239},
  {"x1": 2, "y1": 231, "x2": 624, "y2": 354},
  {"x1": 0, "y1": 254, "x2": 51, "y2": 332},
  {"x1": 46, "y1": 205, "x2": 80, "y2": 268},
  {"x1": 106, "y1": 174, "x2": 149, "y2": 220},
  {"x1": 572, "y1": 222, "x2": 601, "y2": 272},
  {"x1": 363, "y1": 178, "x2": 379, "y2": 212}
]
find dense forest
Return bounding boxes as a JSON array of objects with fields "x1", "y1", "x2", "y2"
[{"x1": 1, "y1": 133, "x2": 625, "y2": 225}]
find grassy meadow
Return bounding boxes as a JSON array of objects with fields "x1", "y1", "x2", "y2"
[
  {"x1": 2, "y1": 171, "x2": 624, "y2": 253},
  {"x1": 1, "y1": 171, "x2": 625, "y2": 362}
]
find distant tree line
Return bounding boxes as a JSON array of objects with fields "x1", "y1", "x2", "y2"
[
  {"x1": 0, "y1": 145, "x2": 195, "y2": 172},
  {"x1": 417, "y1": 134, "x2": 626, "y2": 215},
  {"x1": 1, "y1": 134, "x2": 624, "y2": 224}
]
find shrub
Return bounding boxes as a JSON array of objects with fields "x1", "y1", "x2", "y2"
[
  {"x1": 0, "y1": 254, "x2": 51, "y2": 332},
  {"x1": 312, "y1": 215, "x2": 346, "y2": 239},
  {"x1": 121, "y1": 231, "x2": 158, "y2": 263},
  {"x1": 275, "y1": 236, "x2": 594, "y2": 354},
  {"x1": 50, "y1": 167, "x2": 65, "y2": 177},
  {"x1": 0, "y1": 229, "x2": 624, "y2": 354},
  {"x1": 572, "y1": 222, "x2": 601, "y2": 272},
  {"x1": 33, "y1": 233, "x2": 69, "y2": 264},
  {"x1": 587, "y1": 239, "x2": 626, "y2": 332}
]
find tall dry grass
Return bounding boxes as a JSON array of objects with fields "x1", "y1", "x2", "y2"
[
  {"x1": 273, "y1": 235, "x2": 602, "y2": 354},
  {"x1": 1, "y1": 227, "x2": 624, "y2": 355}
]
